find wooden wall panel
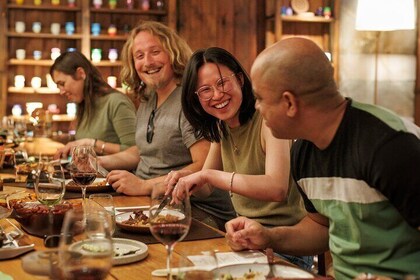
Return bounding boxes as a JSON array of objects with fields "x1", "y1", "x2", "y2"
[{"x1": 177, "y1": 0, "x2": 265, "y2": 72}]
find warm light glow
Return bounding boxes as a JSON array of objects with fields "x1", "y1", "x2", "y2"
[{"x1": 355, "y1": 0, "x2": 415, "y2": 31}]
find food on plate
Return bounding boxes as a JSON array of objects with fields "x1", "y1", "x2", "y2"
[
  {"x1": 12, "y1": 201, "x2": 81, "y2": 236},
  {"x1": 0, "y1": 192, "x2": 36, "y2": 208},
  {"x1": 151, "y1": 213, "x2": 181, "y2": 224},
  {"x1": 121, "y1": 210, "x2": 149, "y2": 226}
]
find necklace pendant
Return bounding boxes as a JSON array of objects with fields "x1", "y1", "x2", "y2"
[{"x1": 233, "y1": 145, "x2": 239, "y2": 155}]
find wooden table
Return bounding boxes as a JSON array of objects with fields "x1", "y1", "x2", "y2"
[{"x1": 0, "y1": 185, "x2": 234, "y2": 280}]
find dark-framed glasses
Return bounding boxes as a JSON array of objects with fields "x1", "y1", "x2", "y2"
[
  {"x1": 146, "y1": 109, "x2": 155, "y2": 143},
  {"x1": 195, "y1": 73, "x2": 237, "y2": 101}
]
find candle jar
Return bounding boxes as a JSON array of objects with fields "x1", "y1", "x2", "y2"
[
  {"x1": 67, "y1": 0, "x2": 76, "y2": 7},
  {"x1": 16, "y1": 49, "x2": 26, "y2": 60},
  {"x1": 141, "y1": 0, "x2": 150, "y2": 11},
  {"x1": 12, "y1": 105, "x2": 23, "y2": 117},
  {"x1": 31, "y1": 77, "x2": 42, "y2": 91},
  {"x1": 51, "y1": 0, "x2": 60, "y2": 5},
  {"x1": 51, "y1": 47, "x2": 61, "y2": 60},
  {"x1": 50, "y1": 23, "x2": 61, "y2": 35},
  {"x1": 33, "y1": 50, "x2": 42, "y2": 60},
  {"x1": 108, "y1": 48, "x2": 118, "y2": 62},
  {"x1": 14, "y1": 75, "x2": 25, "y2": 89},
  {"x1": 109, "y1": 0, "x2": 117, "y2": 9},
  {"x1": 323, "y1": 7, "x2": 332, "y2": 19},
  {"x1": 34, "y1": 0, "x2": 42, "y2": 5},
  {"x1": 107, "y1": 76, "x2": 117, "y2": 88},
  {"x1": 65, "y1": 22, "x2": 75, "y2": 35},
  {"x1": 16, "y1": 0, "x2": 24, "y2": 4},
  {"x1": 107, "y1": 24, "x2": 117, "y2": 36},
  {"x1": 93, "y1": 0, "x2": 102, "y2": 8},
  {"x1": 32, "y1": 22, "x2": 42, "y2": 33},
  {"x1": 126, "y1": 0, "x2": 133, "y2": 9},
  {"x1": 91, "y1": 48, "x2": 102, "y2": 63},
  {"x1": 156, "y1": 0, "x2": 164, "y2": 10},
  {"x1": 91, "y1": 22, "x2": 101, "y2": 36},
  {"x1": 15, "y1": 21, "x2": 26, "y2": 33}
]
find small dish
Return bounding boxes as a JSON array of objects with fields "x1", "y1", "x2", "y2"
[
  {"x1": 0, "y1": 243, "x2": 35, "y2": 260},
  {"x1": 115, "y1": 211, "x2": 150, "y2": 233},
  {"x1": 0, "y1": 219, "x2": 35, "y2": 260},
  {"x1": 65, "y1": 178, "x2": 113, "y2": 193},
  {"x1": 70, "y1": 238, "x2": 148, "y2": 266}
]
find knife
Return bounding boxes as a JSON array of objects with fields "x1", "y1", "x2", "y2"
[{"x1": 153, "y1": 185, "x2": 175, "y2": 217}]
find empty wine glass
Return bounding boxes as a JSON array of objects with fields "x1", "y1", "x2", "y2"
[
  {"x1": 34, "y1": 156, "x2": 65, "y2": 207},
  {"x1": 88, "y1": 194, "x2": 115, "y2": 236},
  {"x1": 34, "y1": 155, "x2": 66, "y2": 232},
  {"x1": 69, "y1": 145, "x2": 98, "y2": 203},
  {"x1": 149, "y1": 187, "x2": 191, "y2": 279},
  {"x1": 58, "y1": 208, "x2": 113, "y2": 280}
]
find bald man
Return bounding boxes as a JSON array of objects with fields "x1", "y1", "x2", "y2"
[{"x1": 225, "y1": 38, "x2": 420, "y2": 279}]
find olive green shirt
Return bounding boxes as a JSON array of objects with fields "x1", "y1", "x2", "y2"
[
  {"x1": 221, "y1": 112, "x2": 306, "y2": 227},
  {"x1": 76, "y1": 92, "x2": 136, "y2": 151}
]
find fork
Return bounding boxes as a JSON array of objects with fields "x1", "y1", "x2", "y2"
[{"x1": 265, "y1": 248, "x2": 275, "y2": 279}]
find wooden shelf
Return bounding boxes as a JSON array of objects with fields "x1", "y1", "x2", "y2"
[
  {"x1": 7, "y1": 4, "x2": 81, "y2": 11},
  {"x1": 281, "y1": 15, "x2": 334, "y2": 23},
  {"x1": 6, "y1": 32, "x2": 83, "y2": 39},
  {"x1": 92, "y1": 61, "x2": 123, "y2": 67},
  {"x1": 8, "y1": 87, "x2": 60, "y2": 95},
  {"x1": 90, "y1": 8, "x2": 166, "y2": 15},
  {"x1": 90, "y1": 34, "x2": 128, "y2": 41},
  {"x1": 9, "y1": 59, "x2": 53, "y2": 66}
]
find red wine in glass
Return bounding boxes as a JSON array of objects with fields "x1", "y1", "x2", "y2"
[
  {"x1": 71, "y1": 173, "x2": 96, "y2": 186},
  {"x1": 65, "y1": 267, "x2": 108, "y2": 280},
  {"x1": 150, "y1": 223, "x2": 189, "y2": 246}
]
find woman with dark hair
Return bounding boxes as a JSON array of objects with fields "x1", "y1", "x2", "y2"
[
  {"x1": 51, "y1": 51, "x2": 136, "y2": 158},
  {"x1": 167, "y1": 47, "x2": 312, "y2": 270}
]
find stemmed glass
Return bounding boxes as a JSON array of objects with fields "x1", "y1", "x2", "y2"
[
  {"x1": 69, "y1": 145, "x2": 98, "y2": 203},
  {"x1": 58, "y1": 207, "x2": 113, "y2": 279},
  {"x1": 149, "y1": 187, "x2": 191, "y2": 279},
  {"x1": 34, "y1": 155, "x2": 66, "y2": 230}
]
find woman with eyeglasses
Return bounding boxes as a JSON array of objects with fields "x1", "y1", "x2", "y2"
[
  {"x1": 51, "y1": 51, "x2": 136, "y2": 159},
  {"x1": 166, "y1": 47, "x2": 312, "y2": 270}
]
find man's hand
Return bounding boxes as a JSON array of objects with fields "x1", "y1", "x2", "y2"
[
  {"x1": 225, "y1": 216, "x2": 271, "y2": 251},
  {"x1": 107, "y1": 170, "x2": 145, "y2": 196}
]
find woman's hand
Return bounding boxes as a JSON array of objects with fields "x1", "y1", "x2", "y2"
[{"x1": 54, "y1": 138, "x2": 95, "y2": 159}]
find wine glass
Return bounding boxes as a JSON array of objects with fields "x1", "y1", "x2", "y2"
[
  {"x1": 34, "y1": 156, "x2": 66, "y2": 231},
  {"x1": 58, "y1": 207, "x2": 113, "y2": 280},
  {"x1": 34, "y1": 156, "x2": 65, "y2": 207},
  {"x1": 69, "y1": 145, "x2": 98, "y2": 203},
  {"x1": 88, "y1": 194, "x2": 115, "y2": 236},
  {"x1": 149, "y1": 187, "x2": 191, "y2": 279}
]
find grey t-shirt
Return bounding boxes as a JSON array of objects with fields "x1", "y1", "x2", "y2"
[{"x1": 135, "y1": 87, "x2": 236, "y2": 222}]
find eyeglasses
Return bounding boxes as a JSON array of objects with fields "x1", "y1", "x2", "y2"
[
  {"x1": 146, "y1": 109, "x2": 155, "y2": 143},
  {"x1": 195, "y1": 73, "x2": 237, "y2": 101}
]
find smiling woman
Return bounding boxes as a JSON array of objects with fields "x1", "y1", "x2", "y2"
[{"x1": 50, "y1": 51, "x2": 137, "y2": 159}]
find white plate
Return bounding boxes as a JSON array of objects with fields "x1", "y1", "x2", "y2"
[
  {"x1": 213, "y1": 263, "x2": 314, "y2": 279},
  {"x1": 69, "y1": 238, "x2": 148, "y2": 266},
  {"x1": 0, "y1": 244, "x2": 35, "y2": 260},
  {"x1": 115, "y1": 211, "x2": 150, "y2": 233},
  {"x1": 112, "y1": 238, "x2": 148, "y2": 265}
]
